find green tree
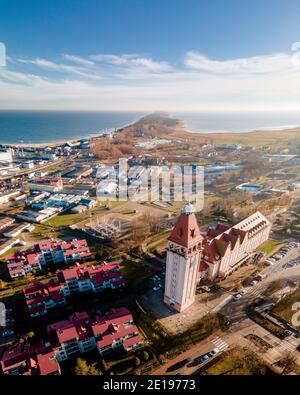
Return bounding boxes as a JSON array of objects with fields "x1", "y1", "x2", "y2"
[
  {"x1": 27, "y1": 331, "x2": 35, "y2": 341},
  {"x1": 142, "y1": 350, "x2": 150, "y2": 362},
  {"x1": 281, "y1": 354, "x2": 297, "y2": 374},
  {"x1": 74, "y1": 358, "x2": 90, "y2": 375},
  {"x1": 134, "y1": 357, "x2": 141, "y2": 368},
  {"x1": 74, "y1": 358, "x2": 102, "y2": 375}
]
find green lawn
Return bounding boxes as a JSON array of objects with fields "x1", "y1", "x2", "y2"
[
  {"x1": 258, "y1": 239, "x2": 283, "y2": 256},
  {"x1": 272, "y1": 285, "x2": 300, "y2": 325},
  {"x1": 203, "y1": 347, "x2": 275, "y2": 375},
  {"x1": 45, "y1": 212, "x2": 83, "y2": 227}
]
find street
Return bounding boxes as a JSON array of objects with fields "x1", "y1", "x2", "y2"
[{"x1": 154, "y1": 243, "x2": 300, "y2": 375}]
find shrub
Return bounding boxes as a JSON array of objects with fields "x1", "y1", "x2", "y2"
[
  {"x1": 142, "y1": 350, "x2": 150, "y2": 362},
  {"x1": 134, "y1": 357, "x2": 141, "y2": 368}
]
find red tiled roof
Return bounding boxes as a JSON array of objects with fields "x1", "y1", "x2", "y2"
[
  {"x1": 97, "y1": 334, "x2": 114, "y2": 348},
  {"x1": 49, "y1": 290, "x2": 64, "y2": 300},
  {"x1": 168, "y1": 211, "x2": 203, "y2": 248},
  {"x1": 123, "y1": 334, "x2": 142, "y2": 348},
  {"x1": 27, "y1": 295, "x2": 49, "y2": 305},
  {"x1": 36, "y1": 350, "x2": 60, "y2": 375},
  {"x1": 1, "y1": 343, "x2": 31, "y2": 367},
  {"x1": 56, "y1": 326, "x2": 78, "y2": 343},
  {"x1": 24, "y1": 283, "x2": 48, "y2": 295},
  {"x1": 106, "y1": 307, "x2": 132, "y2": 324},
  {"x1": 26, "y1": 253, "x2": 39, "y2": 265},
  {"x1": 91, "y1": 321, "x2": 108, "y2": 337},
  {"x1": 8, "y1": 268, "x2": 25, "y2": 274}
]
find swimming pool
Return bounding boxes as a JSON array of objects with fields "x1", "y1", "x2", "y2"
[{"x1": 237, "y1": 183, "x2": 262, "y2": 191}]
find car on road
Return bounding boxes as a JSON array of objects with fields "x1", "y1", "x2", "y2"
[
  {"x1": 194, "y1": 354, "x2": 209, "y2": 365},
  {"x1": 2, "y1": 329, "x2": 14, "y2": 337},
  {"x1": 153, "y1": 284, "x2": 162, "y2": 291},
  {"x1": 166, "y1": 357, "x2": 192, "y2": 372},
  {"x1": 255, "y1": 273, "x2": 266, "y2": 281},
  {"x1": 284, "y1": 262, "x2": 295, "y2": 269},
  {"x1": 208, "y1": 348, "x2": 220, "y2": 357},
  {"x1": 152, "y1": 275, "x2": 161, "y2": 282},
  {"x1": 250, "y1": 280, "x2": 258, "y2": 286},
  {"x1": 233, "y1": 294, "x2": 242, "y2": 301},
  {"x1": 265, "y1": 260, "x2": 274, "y2": 266}
]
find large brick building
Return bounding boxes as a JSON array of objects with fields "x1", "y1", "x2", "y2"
[{"x1": 164, "y1": 203, "x2": 271, "y2": 312}]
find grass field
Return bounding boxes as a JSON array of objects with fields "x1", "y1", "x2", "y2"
[
  {"x1": 203, "y1": 347, "x2": 275, "y2": 375},
  {"x1": 45, "y1": 212, "x2": 83, "y2": 227},
  {"x1": 272, "y1": 285, "x2": 300, "y2": 325},
  {"x1": 257, "y1": 239, "x2": 283, "y2": 255}
]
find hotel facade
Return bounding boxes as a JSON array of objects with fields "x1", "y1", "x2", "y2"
[{"x1": 164, "y1": 204, "x2": 271, "y2": 312}]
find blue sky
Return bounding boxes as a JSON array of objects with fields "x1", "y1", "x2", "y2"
[{"x1": 1, "y1": 0, "x2": 300, "y2": 110}]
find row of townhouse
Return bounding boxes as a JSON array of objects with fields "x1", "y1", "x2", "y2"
[
  {"x1": 24, "y1": 262, "x2": 125, "y2": 317},
  {"x1": 5, "y1": 238, "x2": 92, "y2": 278},
  {"x1": 48, "y1": 309, "x2": 142, "y2": 362},
  {"x1": 0, "y1": 342, "x2": 60, "y2": 376},
  {"x1": 0, "y1": 308, "x2": 142, "y2": 375}
]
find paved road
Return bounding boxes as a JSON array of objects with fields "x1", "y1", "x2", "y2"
[{"x1": 154, "y1": 244, "x2": 300, "y2": 375}]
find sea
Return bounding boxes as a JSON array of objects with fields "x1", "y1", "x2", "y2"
[
  {"x1": 173, "y1": 111, "x2": 300, "y2": 133},
  {"x1": 0, "y1": 111, "x2": 144, "y2": 145},
  {"x1": 1, "y1": 110, "x2": 300, "y2": 144}
]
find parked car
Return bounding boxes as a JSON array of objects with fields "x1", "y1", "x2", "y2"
[
  {"x1": 251, "y1": 280, "x2": 258, "y2": 286},
  {"x1": 208, "y1": 348, "x2": 220, "y2": 357},
  {"x1": 233, "y1": 294, "x2": 242, "y2": 301},
  {"x1": 265, "y1": 260, "x2": 274, "y2": 266},
  {"x1": 2, "y1": 329, "x2": 14, "y2": 337},
  {"x1": 152, "y1": 275, "x2": 161, "y2": 282},
  {"x1": 194, "y1": 354, "x2": 209, "y2": 365},
  {"x1": 153, "y1": 284, "x2": 162, "y2": 291},
  {"x1": 166, "y1": 357, "x2": 192, "y2": 372}
]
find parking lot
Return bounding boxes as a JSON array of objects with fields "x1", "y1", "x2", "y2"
[{"x1": 230, "y1": 241, "x2": 300, "y2": 303}]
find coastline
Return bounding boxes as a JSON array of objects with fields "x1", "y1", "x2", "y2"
[{"x1": 1, "y1": 111, "x2": 300, "y2": 149}]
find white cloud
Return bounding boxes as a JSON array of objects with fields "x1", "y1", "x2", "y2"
[
  {"x1": 90, "y1": 53, "x2": 172, "y2": 73},
  {"x1": 1, "y1": 50, "x2": 300, "y2": 110},
  {"x1": 90, "y1": 54, "x2": 137, "y2": 65},
  {"x1": 62, "y1": 54, "x2": 95, "y2": 66},
  {"x1": 17, "y1": 57, "x2": 103, "y2": 80},
  {"x1": 184, "y1": 51, "x2": 294, "y2": 74}
]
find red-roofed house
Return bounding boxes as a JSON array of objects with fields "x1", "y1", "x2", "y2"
[
  {"x1": 1, "y1": 307, "x2": 142, "y2": 374},
  {"x1": 46, "y1": 308, "x2": 141, "y2": 362},
  {"x1": 24, "y1": 281, "x2": 66, "y2": 317},
  {"x1": 0, "y1": 342, "x2": 60, "y2": 376},
  {"x1": 6, "y1": 238, "x2": 91, "y2": 279},
  {"x1": 36, "y1": 349, "x2": 60, "y2": 375},
  {"x1": 24, "y1": 262, "x2": 124, "y2": 317}
]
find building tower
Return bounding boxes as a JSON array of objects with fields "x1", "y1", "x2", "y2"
[{"x1": 164, "y1": 203, "x2": 203, "y2": 312}]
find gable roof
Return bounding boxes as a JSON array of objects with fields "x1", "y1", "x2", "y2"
[{"x1": 168, "y1": 211, "x2": 203, "y2": 248}]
